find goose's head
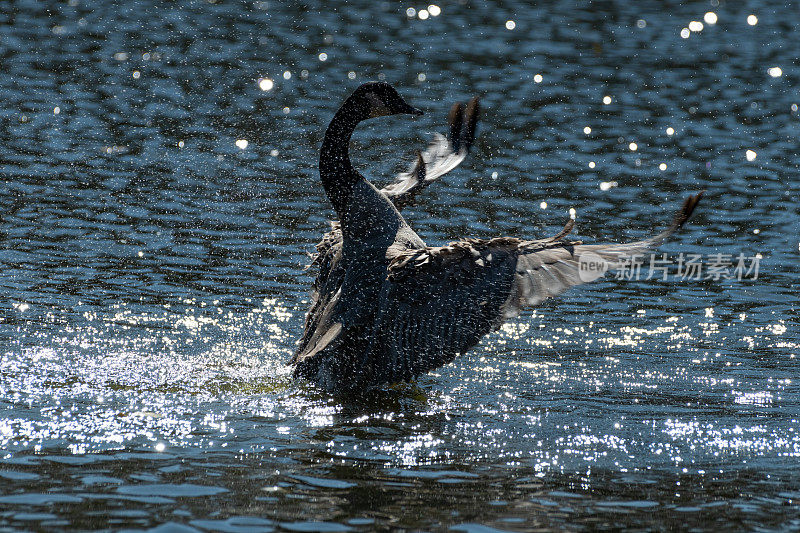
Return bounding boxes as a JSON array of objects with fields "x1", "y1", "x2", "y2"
[{"x1": 350, "y1": 82, "x2": 423, "y2": 120}]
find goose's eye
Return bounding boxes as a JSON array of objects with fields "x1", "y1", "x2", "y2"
[{"x1": 366, "y1": 93, "x2": 392, "y2": 118}]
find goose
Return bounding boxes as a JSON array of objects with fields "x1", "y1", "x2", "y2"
[{"x1": 291, "y1": 81, "x2": 702, "y2": 395}]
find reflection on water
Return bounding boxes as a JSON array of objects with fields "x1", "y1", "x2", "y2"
[{"x1": 1, "y1": 0, "x2": 799, "y2": 530}]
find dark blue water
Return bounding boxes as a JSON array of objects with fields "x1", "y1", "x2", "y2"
[{"x1": 1, "y1": 0, "x2": 799, "y2": 530}]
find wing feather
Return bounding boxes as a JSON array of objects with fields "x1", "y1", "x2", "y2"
[
  {"x1": 374, "y1": 193, "x2": 703, "y2": 381},
  {"x1": 380, "y1": 97, "x2": 480, "y2": 209}
]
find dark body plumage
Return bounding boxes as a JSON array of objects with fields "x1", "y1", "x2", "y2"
[{"x1": 292, "y1": 82, "x2": 702, "y2": 395}]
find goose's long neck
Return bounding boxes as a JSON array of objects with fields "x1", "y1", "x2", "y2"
[{"x1": 320, "y1": 102, "x2": 362, "y2": 215}]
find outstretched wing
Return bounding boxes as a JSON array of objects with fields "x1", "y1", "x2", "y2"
[
  {"x1": 370, "y1": 193, "x2": 704, "y2": 383},
  {"x1": 380, "y1": 97, "x2": 480, "y2": 210},
  {"x1": 502, "y1": 192, "x2": 704, "y2": 317}
]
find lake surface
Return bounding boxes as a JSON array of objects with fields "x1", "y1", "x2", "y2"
[{"x1": 1, "y1": 0, "x2": 799, "y2": 530}]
